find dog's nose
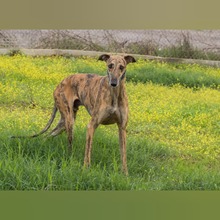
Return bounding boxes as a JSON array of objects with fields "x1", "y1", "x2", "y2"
[
  {"x1": 111, "y1": 82, "x2": 117, "y2": 87},
  {"x1": 110, "y1": 78, "x2": 118, "y2": 87}
]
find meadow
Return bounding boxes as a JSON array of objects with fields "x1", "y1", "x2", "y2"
[{"x1": 0, "y1": 54, "x2": 220, "y2": 190}]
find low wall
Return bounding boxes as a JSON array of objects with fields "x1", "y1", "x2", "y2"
[{"x1": 1, "y1": 48, "x2": 220, "y2": 68}]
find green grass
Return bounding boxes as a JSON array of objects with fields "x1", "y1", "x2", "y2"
[
  {"x1": 1, "y1": 55, "x2": 220, "y2": 190},
  {"x1": 127, "y1": 60, "x2": 220, "y2": 88}
]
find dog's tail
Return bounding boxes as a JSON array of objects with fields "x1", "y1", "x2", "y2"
[{"x1": 11, "y1": 105, "x2": 58, "y2": 139}]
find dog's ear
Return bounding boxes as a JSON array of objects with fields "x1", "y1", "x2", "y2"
[
  {"x1": 98, "y1": 54, "x2": 110, "y2": 62},
  {"x1": 124, "y1": 55, "x2": 136, "y2": 64}
]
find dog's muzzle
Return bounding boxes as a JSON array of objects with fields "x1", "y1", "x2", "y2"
[
  {"x1": 107, "y1": 71, "x2": 126, "y2": 87},
  {"x1": 110, "y1": 78, "x2": 118, "y2": 87}
]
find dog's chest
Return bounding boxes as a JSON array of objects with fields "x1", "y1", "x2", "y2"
[{"x1": 100, "y1": 105, "x2": 120, "y2": 125}]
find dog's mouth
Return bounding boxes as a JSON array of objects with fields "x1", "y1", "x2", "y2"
[{"x1": 110, "y1": 82, "x2": 118, "y2": 87}]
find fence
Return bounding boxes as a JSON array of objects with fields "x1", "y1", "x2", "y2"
[{"x1": 0, "y1": 30, "x2": 220, "y2": 60}]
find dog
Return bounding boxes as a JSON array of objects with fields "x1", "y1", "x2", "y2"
[{"x1": 11, "y1": 54, "x2": 136, "y2": 175}]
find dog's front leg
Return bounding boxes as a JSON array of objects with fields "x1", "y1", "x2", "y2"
[
  {"x1": 118, "y1": 125, "x2": 128, "y2": 175},
  {"x1": 84, "y1": 119, "x2": 98, "y2": 167}
]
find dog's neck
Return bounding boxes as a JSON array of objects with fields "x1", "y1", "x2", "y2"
[{"x1": 109, "y1": 79, "x2": 126, "y2": 107}]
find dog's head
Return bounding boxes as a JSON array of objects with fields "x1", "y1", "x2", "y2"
[{"x1": 98, "y1": 54, "x2": 136, "y2": 87}]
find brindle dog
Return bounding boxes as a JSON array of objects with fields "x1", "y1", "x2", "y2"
[{"x1": 12, "y1": 54, "x2": 136, "y2": 175}]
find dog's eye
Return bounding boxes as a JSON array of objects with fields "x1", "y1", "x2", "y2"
[
  {"x1": 119, "y1": 65, "x2": 124, "y2": 71},
  {"x1": 108, "y1": 64, "x2": 114, "y2": 69}
]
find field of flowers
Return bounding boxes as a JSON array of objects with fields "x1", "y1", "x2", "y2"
[{"x1": 1, "y1": 54, "x2": 220, "y2": 190}]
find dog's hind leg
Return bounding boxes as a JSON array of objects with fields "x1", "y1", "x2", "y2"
[
  {"x1": 50, "y1": 109, "x2": 77, "y2": 155},
  {"x1": 65, "y1": 112, "x2": 74, "y2": 154},
  {"x1": 54, "y1": 86, "x2": 76, "y2": 154},
  {"x1": 60, "y1": 97, "x2": 75, "y2": 154},
  {"x1": 64, "y1": 103, "x2": 79, "y2": 154}
]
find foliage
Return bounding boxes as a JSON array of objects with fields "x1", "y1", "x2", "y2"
[
  {"x1": 36, "y1": 31, "x2": 105, "y2": 51},
  {"x1": 31, "y1": 30, "x2": 220, "y2": 61},
  {"x1": 1, "y1": 55, "x2": 220, "y2": 190}
]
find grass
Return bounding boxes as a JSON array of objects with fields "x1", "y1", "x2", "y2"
[
  {"x1": 127, "y1": 60, "x2": 220, "y2": 87},
  {"x1": 1, "y1": 55, "x2": 220, "y2": 190}
]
